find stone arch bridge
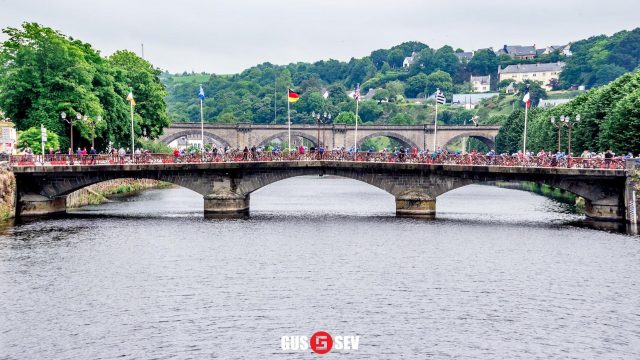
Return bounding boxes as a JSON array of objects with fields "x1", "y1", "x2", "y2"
[
  {"x1": 159, "y1": 123, "x2": 500, "y2": 150},
  {"x1": 13, "y1": 161, "x2": 635, "y2": 224}
]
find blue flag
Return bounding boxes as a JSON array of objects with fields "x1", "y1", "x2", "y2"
[{"x1": 198, "y1": 85, "x2": 205, "y2": 101}]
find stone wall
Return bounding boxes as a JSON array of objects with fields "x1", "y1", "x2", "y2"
[{"x1": 0, "y1": 164, "x2": 16, "y2": 220}]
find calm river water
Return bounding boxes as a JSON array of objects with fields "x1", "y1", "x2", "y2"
[{"x1": 1, "y1": 177, "x2": 639, "y2": 359}]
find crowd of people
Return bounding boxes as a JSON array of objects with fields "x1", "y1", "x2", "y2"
[{"x1": 12, "y1": 144, "x2": 633, "y2": 170}]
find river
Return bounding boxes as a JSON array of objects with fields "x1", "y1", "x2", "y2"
[{"x1": 1, "y1": 177, "x2": 639, "y2": 359}]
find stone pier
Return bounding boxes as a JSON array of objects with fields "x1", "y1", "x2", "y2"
[
  {"x1": 204, "y1": 191, "x2": 250, "y2": 219},
  {"x1": 18, "y1": 194, "x2": 67, "y2": 217},
  {"x1": 395, "y1": 191, "x2": 436, "y2": 219}
]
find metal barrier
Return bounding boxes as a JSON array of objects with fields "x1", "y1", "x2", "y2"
[{"x1": 8, "y1": 152, "x2": 628, "y2": 170}]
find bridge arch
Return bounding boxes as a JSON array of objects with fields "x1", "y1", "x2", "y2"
[
  {"x1": 258, "y1": 131, "x2": 319, "y2": 148},
  {"x1": 356, "y1": 132, "x2": 420, "y2": 150},
  {"x1": 443, "y1": 133, "x2": 496, "y2": 151},
  {"x1": 160, "y1": 130, "x2": 232, "y2": 148}
]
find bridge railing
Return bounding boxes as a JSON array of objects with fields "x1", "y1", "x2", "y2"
[{"x1": 8, "y1": 152, "x2": 628, "y2": 170}]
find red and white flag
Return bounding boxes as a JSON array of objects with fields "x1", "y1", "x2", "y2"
[{"x1": 522, "y1": 85, "x2": 531, "y2": 109}]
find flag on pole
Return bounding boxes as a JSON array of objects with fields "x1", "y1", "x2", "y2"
[
  {"x1": 522, "y1": 85, "x2": 531, "y2": 109},
  {"x1": 198, "y1": 85, "x2": 205, "y2": 101},
  {"x1": 353, "y1": 84, "x2": 361, "y2": 101},
  {"x1": 126, "y1": 91, "x2": 136, "y2": 106},
  {"x1": 322, "y1": 90, "x2": 329, "y2": 99},
  {"x1": 288, "y1": 89, "x2": 300, "y2": 103},
  {"x1": 435, "y1": 89, "x2": 446, "y2": 104}
]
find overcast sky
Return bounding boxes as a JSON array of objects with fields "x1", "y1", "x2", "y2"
[{"x1": 1, "y1": 0, "x2": 639, "y2": 74}]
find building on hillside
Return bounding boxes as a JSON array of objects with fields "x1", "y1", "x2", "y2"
[
  {"x1": 455, "y1": 51, "x2": 474, "y2": 63},
  {"x1": 402, "y1": 52, "x2": 418, "y2": 68},
  {"x1": 361, "y1": 88, "x2": 378, "y2": 101},
  {"x1": 0, "y1": 119, "x2": 17, "y2": 155},
  {"x1": 470, "y1": 75, "x2": 491, "y2": 93},
  {"x1": 496, "y1": 45, "x2": 537, "y2": 60},
  {"x1": 538, "y1": 99, "x2": 572, "y2": 108},
  {"x1": 452, "y1": 93, "x2": 499, "y2": 109},
  {"x1": 542, "y1": 44, "x2": 572, "y2": 57},
  {"x1": 505, "y1": 82, "x2": 517, "y2": 94},
  {"x1": 498, "y1": 62, "x2": 566, "y2": 91}
]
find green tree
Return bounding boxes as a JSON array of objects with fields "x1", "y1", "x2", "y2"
[
  {"x1": 518, "y1": 81, "x2": 547, "y2": 108},
  {"x1": 599, "y1": 87, "x2": 640, "y2": 154},
  {"x1": 17, "y1": 127, "x2": 60, "y2": 154},
  {"x1": 406, "y1": 73, "x2": 429, "y2": 98},
  {"x1": 385, "y1": 80, "x2": 406, "y2": 100},
  {"x1": 387, "y1": 49, "x2": 405, "y2": 68},
  {"x1": 334, "y1": 111, "x2": 356, "y2": 124},
  {"x1": 388, "y1": 113, "x2": 414, "y2": 125},
  {"x1": 434, "y1": 46, "x2": 459, "y2": 76},
  {"x1": 467, "y1": 49, "x2": 499, "y2": 76},
  {"x1": 426, "y1": 70, "x2": 454, "y2": 95},
  {"x1": 358, "y1": 101, "x2": 384, "y2": 122}
]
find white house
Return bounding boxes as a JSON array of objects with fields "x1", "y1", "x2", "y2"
[
  {"x1": 470, "y1": 75, "x2": 491, "y2": 93},
  {"x1": 402, "y1": 52, "x2": 417, "y2": 68},
  {"x1": 498, "y1": 62, "x2": 566, "y2": 90}
]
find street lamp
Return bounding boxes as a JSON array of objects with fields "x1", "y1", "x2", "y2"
[
  {"x1": 84, "y1": 115, "x2": 103, "y2": 149},
  {"x1": 561, "y1": 114, "x2": 580, "y2": 155},
  {"x1": 61, "y1": 112, "x2": 82, "y2": 151},
  {"x1": 550, "y1": 116, "x2": 563, "y2": 153},
  {"x1": 311, "y1": 111, "x2": 332, "y2": 148}
]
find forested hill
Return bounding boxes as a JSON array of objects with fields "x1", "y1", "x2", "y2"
[{"x1": 163, "y1": 28, "x2": 640, "y2": 126}]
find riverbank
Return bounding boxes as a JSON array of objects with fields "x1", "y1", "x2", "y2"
[
  {"x1": 491, "y1": 181, "x2": 585, "y2": 211},
  {"x1": 67, "y1": 179, "x2": 172, "y2": 208},
  {"x1": 0, "y1": 165, "x2": 16, "y2": 220}
]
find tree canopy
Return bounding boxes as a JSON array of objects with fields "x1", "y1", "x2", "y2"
[{"x1": 0, "y1": 22, "x2": 169, "y2": 151}]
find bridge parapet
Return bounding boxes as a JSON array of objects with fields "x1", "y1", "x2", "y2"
[{"x1": 12, "y1": 160, "x2": 629, "y2": 221}]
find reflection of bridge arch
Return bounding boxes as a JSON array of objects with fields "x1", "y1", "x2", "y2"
[
  {"x1": 258, "y1": 131, "x2": 319, "y2": 147},
  {"x1": 160, "y1": 130, "x2": 232, "y2": 148},
  {"x1": 443, "y1": 133, "x2": 496, "y2": 150},
  {"x1": 357, "y1": 132, "x2": 420, "y2": 149}
]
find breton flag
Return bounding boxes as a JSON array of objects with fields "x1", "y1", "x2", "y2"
[
  {"x1": 288, "y1": 89, "x2": 300, "y2": 103},
  {"x1": 353, "y1": 84, "x2": 361, "y2": 101},
  {"x1": 198, "y1": 85, "x2": 205, "y2": 101},
  {"x1": 322, "y1": 90, "x2": 329, "y2": 99},
  {"x1": 522, "y1": 85, "x2": 531, "y2": 109},
  {"x1": 435, "y1": 89, "x2": 446, "y2": 104},
  {"x1": 126, "y1": 90, "x2": 136, "y2": 106}
]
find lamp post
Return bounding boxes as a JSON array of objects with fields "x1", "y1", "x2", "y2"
[
  {"x1": 318, "y1": 112, "x2": 331, "y2": 146},
  {"x1": 84, "y1": 115, "x2": 103, "y2": 149},
  {"x1": 550, "y1": 116, "x2": 563, "y2": 153},
  {"x1": 61, "y1": 112, "x2": 82, "y2": 152},
  {"x1": 561, "y1": 114, "x2": 580, "y2": 155},
  {"x1": 311, "y1": 111, "x2": 332, "y2": 148}
]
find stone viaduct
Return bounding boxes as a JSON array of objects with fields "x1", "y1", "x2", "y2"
[
  {"x1": 158, "y1": 123, "x2": 500, "y2": 150},
  {"x1": 12, "y1": 161, "x2": 636, "y2": 224}
]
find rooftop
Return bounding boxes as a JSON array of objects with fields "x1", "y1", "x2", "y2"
[{"x1": 499, "y1": 62, "x2": 566, "y2": 74}]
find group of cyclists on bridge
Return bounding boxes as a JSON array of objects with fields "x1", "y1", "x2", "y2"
[{"x1": 12, "y1": 143, "x2": 632, "y2": 170}]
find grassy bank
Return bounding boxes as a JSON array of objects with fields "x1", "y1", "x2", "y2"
[
  {"x1": 492, "y1": 181, "x2": 584, "y2": 212},
  {"x1": 67, "y1": 179, "x2": 173, "y2": 208}
]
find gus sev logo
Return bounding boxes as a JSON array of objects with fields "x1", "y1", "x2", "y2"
[{"x1": 281, "y1": 331, "x2": 360, "y2": 354}]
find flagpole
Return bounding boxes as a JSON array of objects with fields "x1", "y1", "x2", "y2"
[
  {"x1": 354, "y1": 98, "x2": 359, "y2": 153},
  {"x1": 433, "y1": 99, "x2": 438, "y2": 151},
  {"x1": 200, "y1": 97, "x2": 204, "y2": 159},
  {"x1": 523, "y1": 105, "x2": 528, "y2": 153},
  {"x1": 130, "y1": 100, "x2": 135, "y2": 157},
  {"x1": 287, "y1": 89, "x2": 291, "y2": 152}
]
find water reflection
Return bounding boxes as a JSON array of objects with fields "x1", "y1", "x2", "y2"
[{"x1": 1, "y1": 177, "x2": 639, "y2": 359}]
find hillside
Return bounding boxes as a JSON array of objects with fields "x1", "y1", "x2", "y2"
[{"x1": 163, "y1": 28, "x2": 640, "y2": 128}]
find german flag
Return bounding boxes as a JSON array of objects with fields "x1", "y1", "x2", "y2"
[{"x1": 288, "y1": 89, "x2": 300, "y2": 103}]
